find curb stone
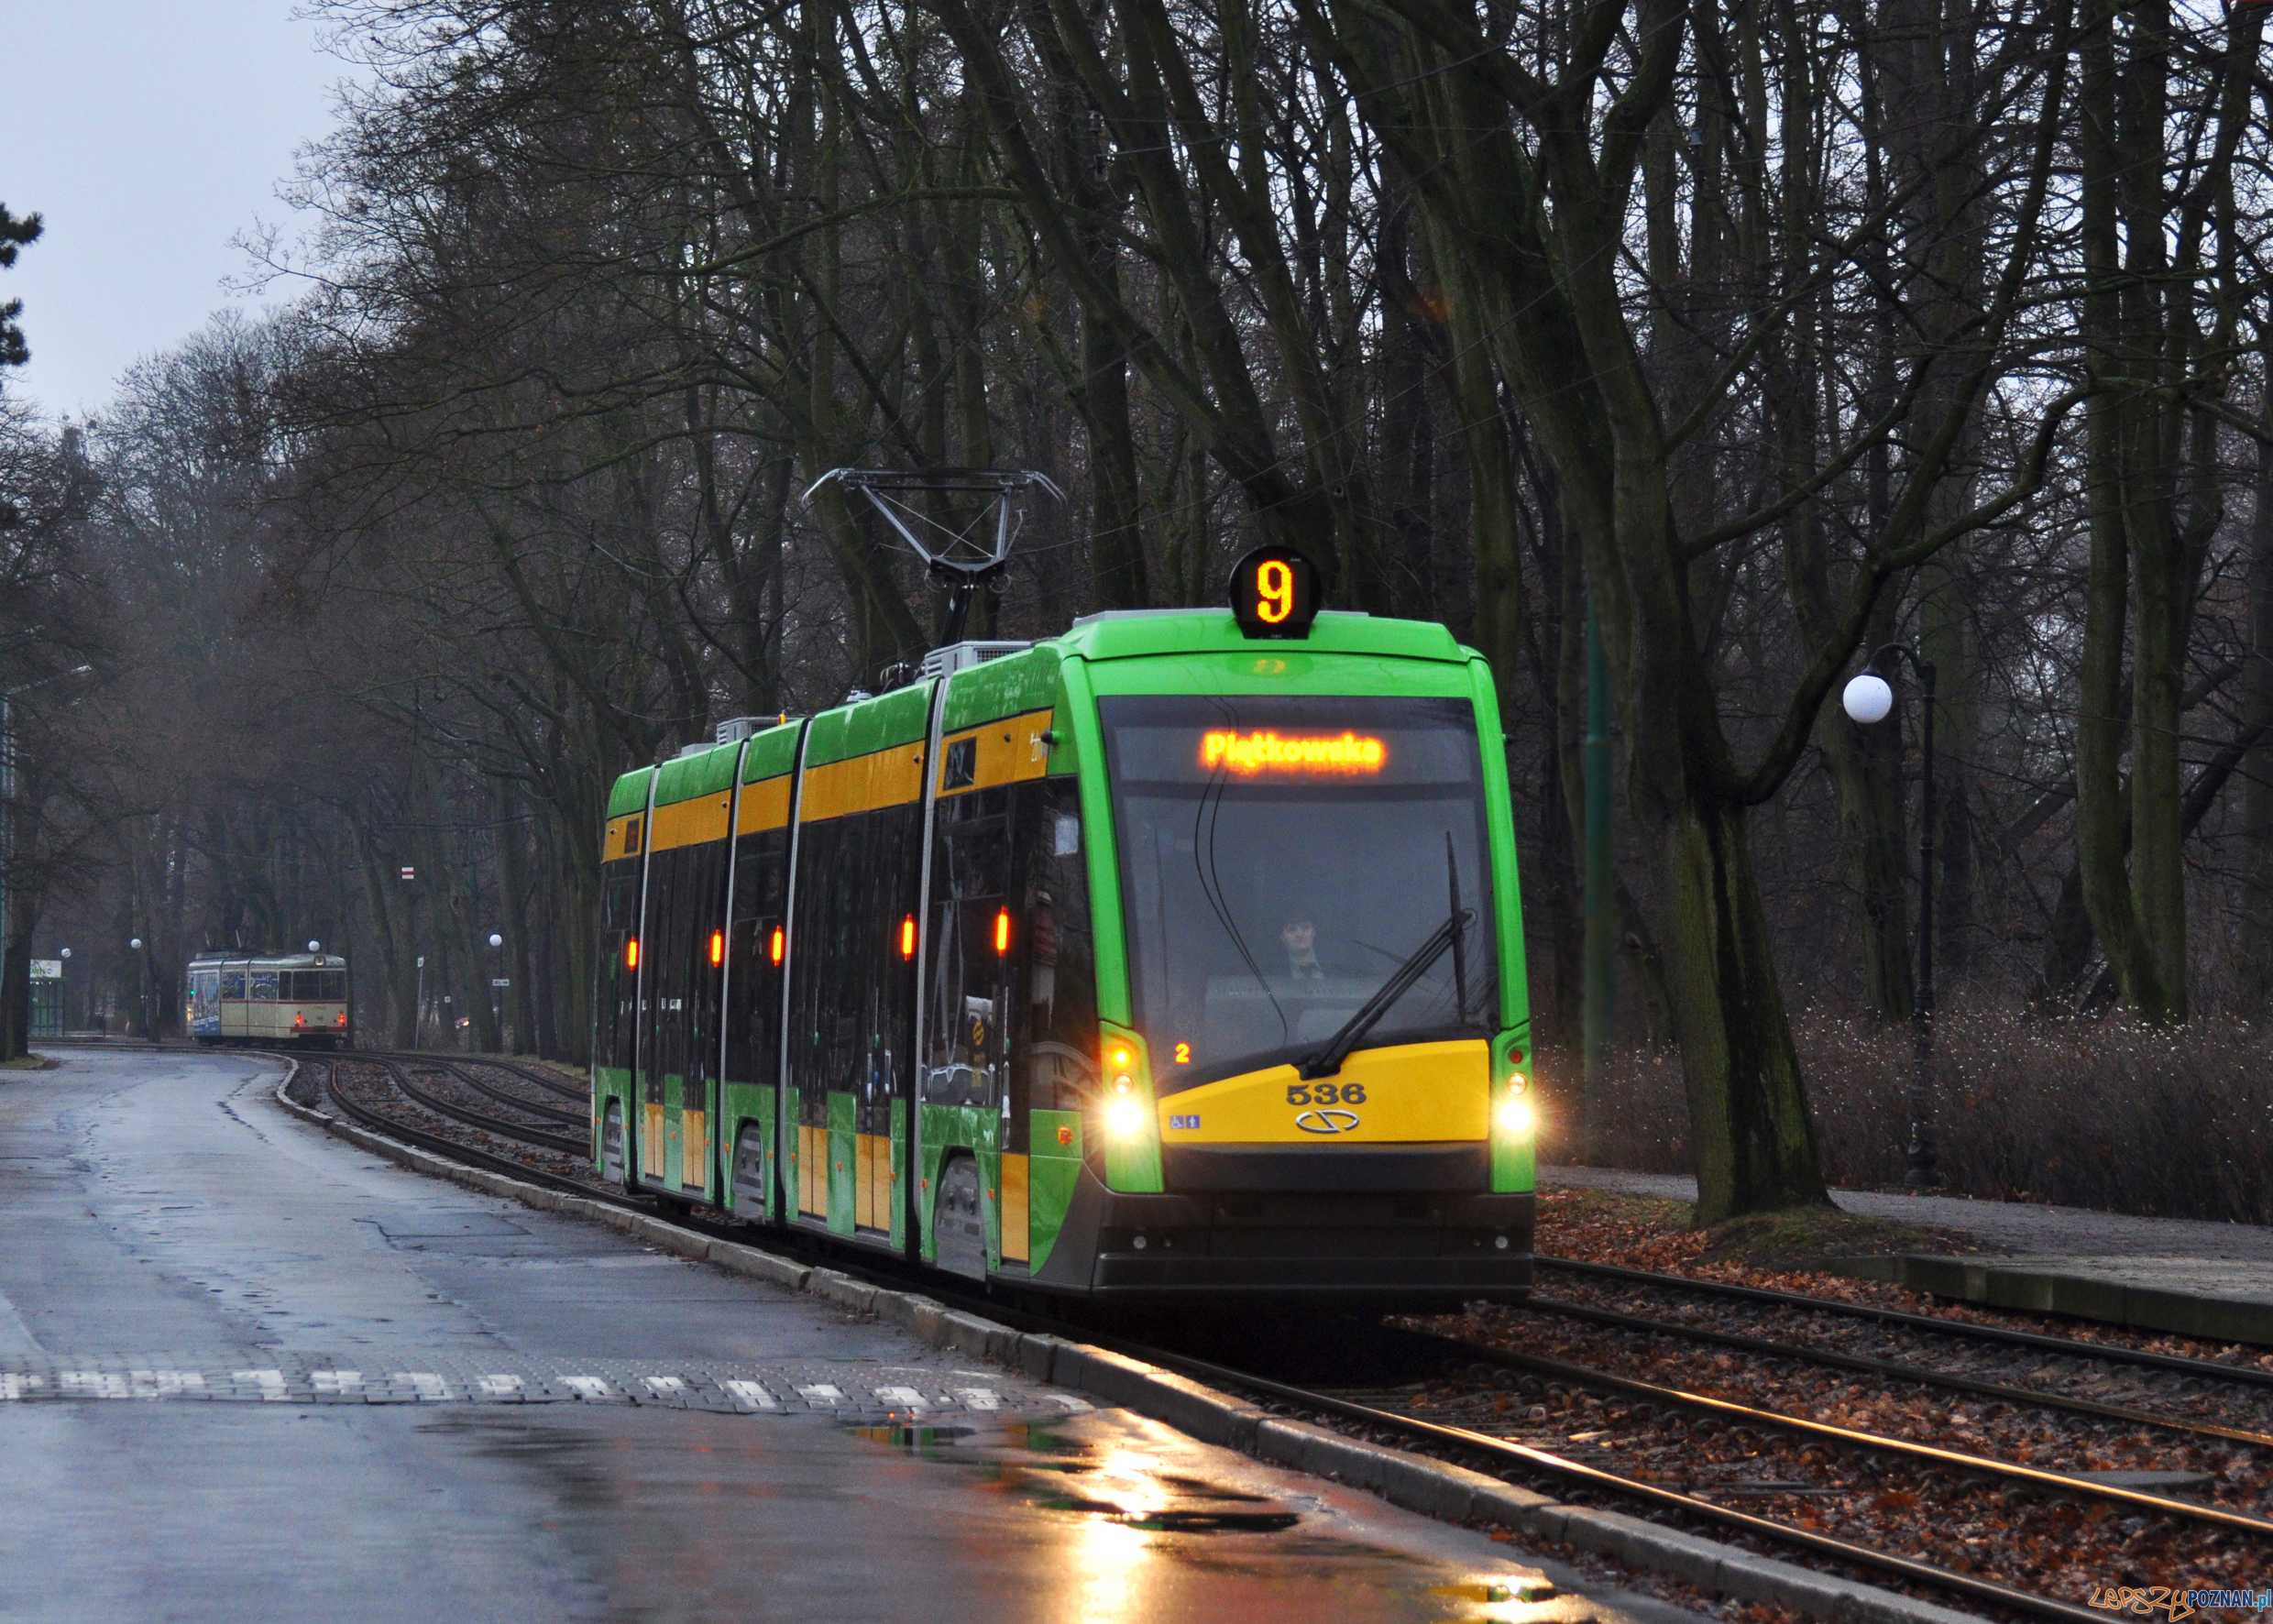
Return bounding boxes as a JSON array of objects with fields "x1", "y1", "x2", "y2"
[
  {"x1": 269, "y1": 1059, "x2": 1993, "y2": 1624},
  {"x1": 1883, "y1": 1252, "x2": 2273, "y2": 1346}
]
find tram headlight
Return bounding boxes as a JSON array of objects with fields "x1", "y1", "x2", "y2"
[
  {"x1": 1095, "y1": 1026, "x2": 1165, "y2": 1191},
  {"x1": 1496, "y1": 1095, "x2": 1536, "y2": 1136}
]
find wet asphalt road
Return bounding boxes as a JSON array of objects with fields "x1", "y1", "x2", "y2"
[{"x1": 0, "y1": 1048, "x2": 1697, "y2": 1623}]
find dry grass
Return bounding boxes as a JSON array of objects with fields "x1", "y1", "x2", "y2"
[{"x1": 1549, "y1": 1004, "x2": 2273, "y2": 1225}]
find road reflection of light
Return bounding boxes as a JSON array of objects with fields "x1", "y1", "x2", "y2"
[
  {"x1": 1074, "y1": 1511, "x2": 1154, "y2": 1622},
  {"x1": 1430, "y1": 1574, "x2": 1561, "y2": 1622},
  {"x1": 1091, "y1": 1447, "x2": 1169, "y2": 1521},
  {"x1": 1072, "y1": 1446, "x2": 1169, "y2": 1623}
]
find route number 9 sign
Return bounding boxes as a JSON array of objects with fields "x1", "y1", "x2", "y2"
[{"x1": 1229, "y1": 545, "x2": 1322, "y2": 639}]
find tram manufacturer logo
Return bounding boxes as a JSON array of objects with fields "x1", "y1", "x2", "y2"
[{"x1": 1294, "y1": 1108, "x2": 1362, "y2": 1135}]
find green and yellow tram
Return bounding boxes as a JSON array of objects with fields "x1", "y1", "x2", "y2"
[{"x1": 591, "y1": 555, "x2": 1536, "y2": 1303}]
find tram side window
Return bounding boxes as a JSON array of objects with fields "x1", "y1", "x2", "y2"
[
  {"x1": 862, "y1": 801, "x2": 920, "y2": 1120},
  {"x1": 221, "y1": 971, "x2": 246, "y2": 1000},
  {"x1": 596, "y1": 866, "x2": 642, "y2": 1075},
  {"x1": 724, "y1": 823, "x2": 788, "y2": 1086},
  {"x1": 650, "y1": 843, "x2": 686, "y2": 1099},
  {"x1": 789, "y1": 817, "x2": 861, "y2": 1099},
  {"x1": 685, "y1": 835, "x2": 729, "y2": 1092},
  {"x1": 786, "y1": 790, "x2": 920, "y2": 1119},
  {"x1": 1011, "y1": 778, "x2": 1099, "y2": 1112},
  {"x1": 926, "y1": 788, "x2": 1012, "y2": 1107},
  {"x1": 646, "y1": 839, "x2": 721, "y2": 1103},
  {"x1": 251, "y1": 971, "x2": 279, "y2": 1002}
]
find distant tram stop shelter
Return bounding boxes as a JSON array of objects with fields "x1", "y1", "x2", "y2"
[{"x1": 27, "y1": 959, "x2": 63, "y2": 1039}]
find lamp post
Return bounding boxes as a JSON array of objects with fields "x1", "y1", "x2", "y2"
[
  {"x1": 57, "y1": 946, "x2": 71, "y2": 1033},
  {"x1": 487, "y1": 932, "x2": 503, "y2": 1052},
  {"x1": 128, "y1": 937, "x2": 148, "y2": 1039},
  {"x1": 1841, "y1": 642, "x2": 1938, "y2": 1190}
]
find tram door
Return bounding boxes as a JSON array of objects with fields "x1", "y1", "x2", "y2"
[
  {"x1": 783, "y1": 699, "x2": 928, "y2": 1245},
  {"x1": 722, "y1": 774, "x2": 793, "y2": 1223},
  {"x1": 924, "y1": 741, "x2": 1016, "y2": 1267},
  {"x1": 642, "y1": 783, "x2": 730, "y2": 1202}
]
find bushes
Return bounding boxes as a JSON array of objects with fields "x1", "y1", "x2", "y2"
[{"x1": 1552, "y1": 1005, "x2": 2273, "y2": 1225}]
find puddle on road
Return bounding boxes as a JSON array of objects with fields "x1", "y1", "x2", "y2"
[
  {"x1": 416, "y1": 1403, "x2": 1566, "y2": 1621},
  {"x1": 850, "y1": 1417, "x2": 1303, "y2": 1535}
]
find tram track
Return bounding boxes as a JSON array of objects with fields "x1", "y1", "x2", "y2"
[
  {"x1": 423, "y1": 1059, "x2": 587, "y2": 1129},
  {"x1": 1517, "y1": 1289, "x2": 2273, "y2": 1452},
  {"x1": 385, "y1": 1059, "x2": 587, "y2": 1157},
  {"x1": 1122, "y1": 1333, "x2": 2117, "y2": 1624},
  {"x1": 318, "y1": 1059, "x2": 605, "y2": 1196},
  {"x1": 1366, "y1": 1324, "x2": 2273, "y2": 1533},
  {"x1": 367, "y1": 1050, "x2": 589, "y2": 1108},
  {"x1": 326, "y1": 1056, "x2": 590, "y2": 1163},
  {"x1": 1539, "y1": 1256, "x2": 2273, "y2": 1389}
]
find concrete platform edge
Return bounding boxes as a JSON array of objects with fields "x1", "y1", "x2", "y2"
[
  {"x1": 268, "y1": 1062, "x2": 1976, "y2": 1624},
  {"x1": 1885, "y1": 1252, "x2": 2273, "y2": 1345}
]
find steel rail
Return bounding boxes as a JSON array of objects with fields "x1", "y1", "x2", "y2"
[
  {"x1": 449, "y1": 1055, "x2": 587, "y2": 1104},
  {"x1": 375, "y1": 1057, "x2": 589, "y2": 1158},
  {"x1": 320, "y1": 1061, "x2": 602, "y2": 1198},
  {"x1": 366, "y1": 1050, "x2": 588, "y2": 1105},
  {"x1": 1385, "y1": 1326, "x2": 2273, "y2": 1539},
  {"x1": 1524, "y1": 1293, "x2": 2273, "y2": 1451},
  {"x1": 1538, "y1": 1255, "x2": 2273, "y2": 1390},
  {"x1": 1124, "y1": 1339, "x2": 2108, "y2": 1624},
  {"x1": 425, "y1": 1060, "x2": 587, "y2": 1128}
]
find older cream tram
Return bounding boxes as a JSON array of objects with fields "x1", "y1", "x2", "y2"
[{"x1": 185, "y1": 952, "x2": 353, "y2": 1048}]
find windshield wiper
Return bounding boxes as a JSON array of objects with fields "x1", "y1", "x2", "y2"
[
  {"x1": 1445, "y1": 829, "x2": 1468, "y2": 1026},
  {"x1": 1299, "y1": 905, "x2": 1473, "y2": 1081}
]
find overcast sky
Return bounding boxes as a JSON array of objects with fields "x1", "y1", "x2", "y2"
[{"x1": 3, "y1": 3, "x2": 354, "y2": 422}]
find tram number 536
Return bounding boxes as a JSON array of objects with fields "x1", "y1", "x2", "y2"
[{"x1": 1286, "y1": 1082, "x2": 1367, "y2": 1105}]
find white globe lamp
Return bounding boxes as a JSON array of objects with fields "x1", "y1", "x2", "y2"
[{"x1": 1842, "y1": 672, "x2": 1894, "y2": 726}]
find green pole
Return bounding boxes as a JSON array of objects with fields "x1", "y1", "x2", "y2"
[{"x1": 1581, "y1": 608, "x2": 1615, "y2": 1161}]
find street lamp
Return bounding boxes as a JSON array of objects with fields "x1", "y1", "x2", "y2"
[
  {"x1": 307, "y1": 939, "x2": 321, "y2": 954},
  {"x1": 57, "y1": 946, "x2": 71, "y2": 1033},
  {"x1": 486, "y1": 932, "x2": 503, "y2": 1052},
  {"x1": 1842, "y1": 642, "x2": 1938, "y2": 1190},
  {"x1": 128, "y1": 937, "x2": 148, "y2": 1039}
]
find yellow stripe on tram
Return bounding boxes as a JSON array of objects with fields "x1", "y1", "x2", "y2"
[
  {"x1": 796, "y1": 744, "x2": 924, "y2": 823},
  {"x1": 648, "y1": 794, "x2": 730, "y2": 853}
]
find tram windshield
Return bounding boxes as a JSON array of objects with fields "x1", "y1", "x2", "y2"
[{"x1": 1100, "y1": 693, "x2": 1498, "y2": 1094}]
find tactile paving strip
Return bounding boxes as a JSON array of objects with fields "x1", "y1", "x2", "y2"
[{"x1": 0, "y1": 1355, "x2": 1092, "y2": 1418}]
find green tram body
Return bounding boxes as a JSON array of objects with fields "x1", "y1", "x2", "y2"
[{"x1": 590, "y1": 608, "x2": 1538, "y2": 1303}]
